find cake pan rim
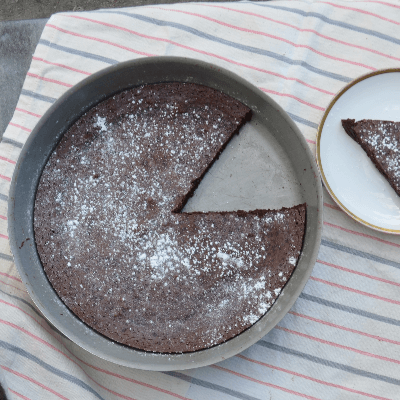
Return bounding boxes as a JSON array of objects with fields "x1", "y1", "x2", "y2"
[{"x1": 8, "y1": 56, "x2": 323, "y2": 370}]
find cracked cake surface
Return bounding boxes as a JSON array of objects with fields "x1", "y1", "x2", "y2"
[{"x1": 34, "y1": 82, "x2": 306, "y2": 353}]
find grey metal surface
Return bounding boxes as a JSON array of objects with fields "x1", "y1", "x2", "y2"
[
  {"x1": 8, "y1": 56, "x2": 323, "y2": 370},
  {"x1": 0, "y1": 0, "x2": 237, "y2": 22},
  {"x1": 0, "y1": 18, "x2": 47, "y2": 139}
]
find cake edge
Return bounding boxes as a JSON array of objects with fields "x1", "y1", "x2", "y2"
[{"x1": 172, "y1": 107, "x2": 253, "y2": 213}]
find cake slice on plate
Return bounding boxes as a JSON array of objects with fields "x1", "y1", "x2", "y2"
[{"x1": 342, "y1": 119, "x2": 400, "y2": 196}]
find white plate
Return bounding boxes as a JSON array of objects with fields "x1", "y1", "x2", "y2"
[{"x1": 317, "y1": 69, "x2": 400, "y2": 234}]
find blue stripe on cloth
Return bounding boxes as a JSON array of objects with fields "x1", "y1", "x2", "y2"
[
  {"x1": 300, "y1": 292, "x2": 400, "y2": 327},
  {"x1": 39, "y1": 39, "x2": 118, "y2": 65},
  {"x1": 0, "y1": 340, "x2": 106, "y2": 400},
  {"x1": 321, "y1": 239, "x2": 400, "y2": 270},
  {"x1": 287, "y1": 112, "x2": 318, "y2": 129},
  {"x1": 164, "y1": 371, "x2": 260, "y2": 400},
  {"x1": 259, "y1": 340, "x2": 400, "y2": 386},
  {"x1": 252, "y1": 2, "x2": 400, "y2": 46},
  {"x1": 1, "y1": 137, "x2": 23, "y2": 149},
  {"x1": 21, "y1": 89, "x2": 56, "y2": 104},
  {"x1": 99, "y1": 10, "x2": 352, "y2": 83},
  {"x1": 0, "y1": 253, "x2": 13, "y2": 262},
  {"x1": 0, "y1": 193, "x2": 8, "y2": 201}
]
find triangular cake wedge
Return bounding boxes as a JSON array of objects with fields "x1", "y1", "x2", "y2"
[
  {"x1": 342, "y1": 119, "x2": 400, "y2": 196},
  {"x1": 34, "y1": 83, "x2": 306, "y2": 353}
]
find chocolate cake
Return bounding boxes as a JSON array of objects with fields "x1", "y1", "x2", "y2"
[
  {"x1": 34, "y1": 82, "x2": 307, "y2": 353},
  {"x1": 342, "y1": 119, "x2": 400, "y2": 196}
]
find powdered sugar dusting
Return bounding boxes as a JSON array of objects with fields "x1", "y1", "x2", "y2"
[
  {"x1": 352, "y1": 120, "x2": 400, "y2": 193},
  {"x1": 34, "y1": 83, "x2": 306, "y2": 353}
]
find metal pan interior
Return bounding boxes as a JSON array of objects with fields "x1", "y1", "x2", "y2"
[{"x1": 8, "y1": 57, "x2": 322, "y2": 370}]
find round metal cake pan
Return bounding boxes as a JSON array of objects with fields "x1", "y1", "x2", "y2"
[{"x1": 8, "y1": 57, "x2": 323, "y2": 371}]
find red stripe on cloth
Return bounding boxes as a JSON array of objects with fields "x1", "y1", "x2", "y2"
[
  {"x1": 289, "y1": 311, "x2": 400, "y2": 346},
  {"x1": 8, "y1": 389, "x2": 32, "y2": 400},
  {"x1": 0, "y1": 299, "x2": 76, "y2": 348},
  {"x1": 211, "y1": 365, "x2": 322, "y2": 400},
  {"x1": 0, "y1": 272, "x2": 22, "y2": 283},
  {"x1": 203, "y1": 4, "x2": 400, "y2": 63},
  {"x1": 276, "y1": 325, "x2": 400, "y2": 365},
  {"x1": 160, "y1": 7, "x2": 375, "y2": 70},
  {"x1": 0, "y1": 175, "x2": 11, "y2": 182},
  {"x1": 317, "y1": 259, "x2": 400, "y2": 287},
  {"x1": 27, "y1": 72, "x2": 73, "y2": 88},
  {"x1": 364, "y1": 0, "x2": 400, "y2": 9},
  {"x1": 323, "y1": 221, "x2": 400, "y2": 248},
  {"x1": 0, "y1": 319, "x2": 139, "y2": 400},
  {"x1": 237, "y1": 354, "x2": 391, "y2": 400},
  {"x1": 94, "y1": 384, "x2": 137, "y2": 400},
  {"x1": 0, "y1": 302, "x2": 190, "y2": 400},
  {"x1": 15, "y1": 108, "x2": 42, "y2": 118},
  {"x1": 0, "y1": 319, "x2": 76, "y2": 362},
  {"x1": 0, "y1": 233, "x2": 9, "y2": 239},
  {"x1": 47, "y1": 23, "x2": 155, "y2": 57},
  {"x1": 0, "y1": 156, "x2": 16, "y2": 165},
  {"x1": 310, "y1": 276, "x2": 400, "y2": 305},
  {"x1": 0, "y1": 280, "x2": 25, "y2": 293},
  {"x1": 260, "y1": 88, "x2": 325, "y2": 111},
  {"x1": 306, "y1": 139, "x2": 316, "y2": 144},
  {"x1": 320, "y1": 2, "x2": 400, "y2": 25},
  {"x1": 0, "y1": 299, "x2": 60, "y2": 339},
  {"x1": 9, "y1": 122, "x2": 31, "y2": 132},
  {"x1": 32, "y1": 56, "x2": 91, "y2": 76},
  {"x1": 66, "y1": 15, "x2": 334, "y2": 96},
  {"x1": 323, "y1": 202, "x2": 341, "y2": 211},
  {"x1": 0, "y1": 215, "x2": 7, "y2": 220},
  {"x1": 1, "y1": 297, "x2": 80, "y2": 353},
  {"x1": 1, "y1": 366, "x2": 69, "y2": 400},
  {"x1": 75, "y1": 355, "x2": 192, "y2": 400}
]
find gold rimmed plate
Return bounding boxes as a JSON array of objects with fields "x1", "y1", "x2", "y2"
[{"x1": 317, "y1": 69, "x2": 400, "y2": 234}]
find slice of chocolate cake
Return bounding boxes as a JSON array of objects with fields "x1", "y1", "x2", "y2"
[
  {"x1": 342, "y1": 119, "x2": 400, "y2": 196},
  {"x1": 34, "y1": 82, "x2": 307, "y2": 353}
]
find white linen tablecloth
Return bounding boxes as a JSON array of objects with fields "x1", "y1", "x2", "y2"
[{"x1": 1, "y1": 1, "x2": 400, "y2": 399}]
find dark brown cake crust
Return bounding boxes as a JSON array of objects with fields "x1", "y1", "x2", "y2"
[
  {"x1": 34, "y1": 83, "x2": 306, "y2": 353},
  {"x1": 342, "y1": 119, "x2": 400, "y2": 196}
]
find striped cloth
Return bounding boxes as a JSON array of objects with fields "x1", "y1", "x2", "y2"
[{"x1": 1, "y1": 1, "x2": 400, "y2": 399}]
